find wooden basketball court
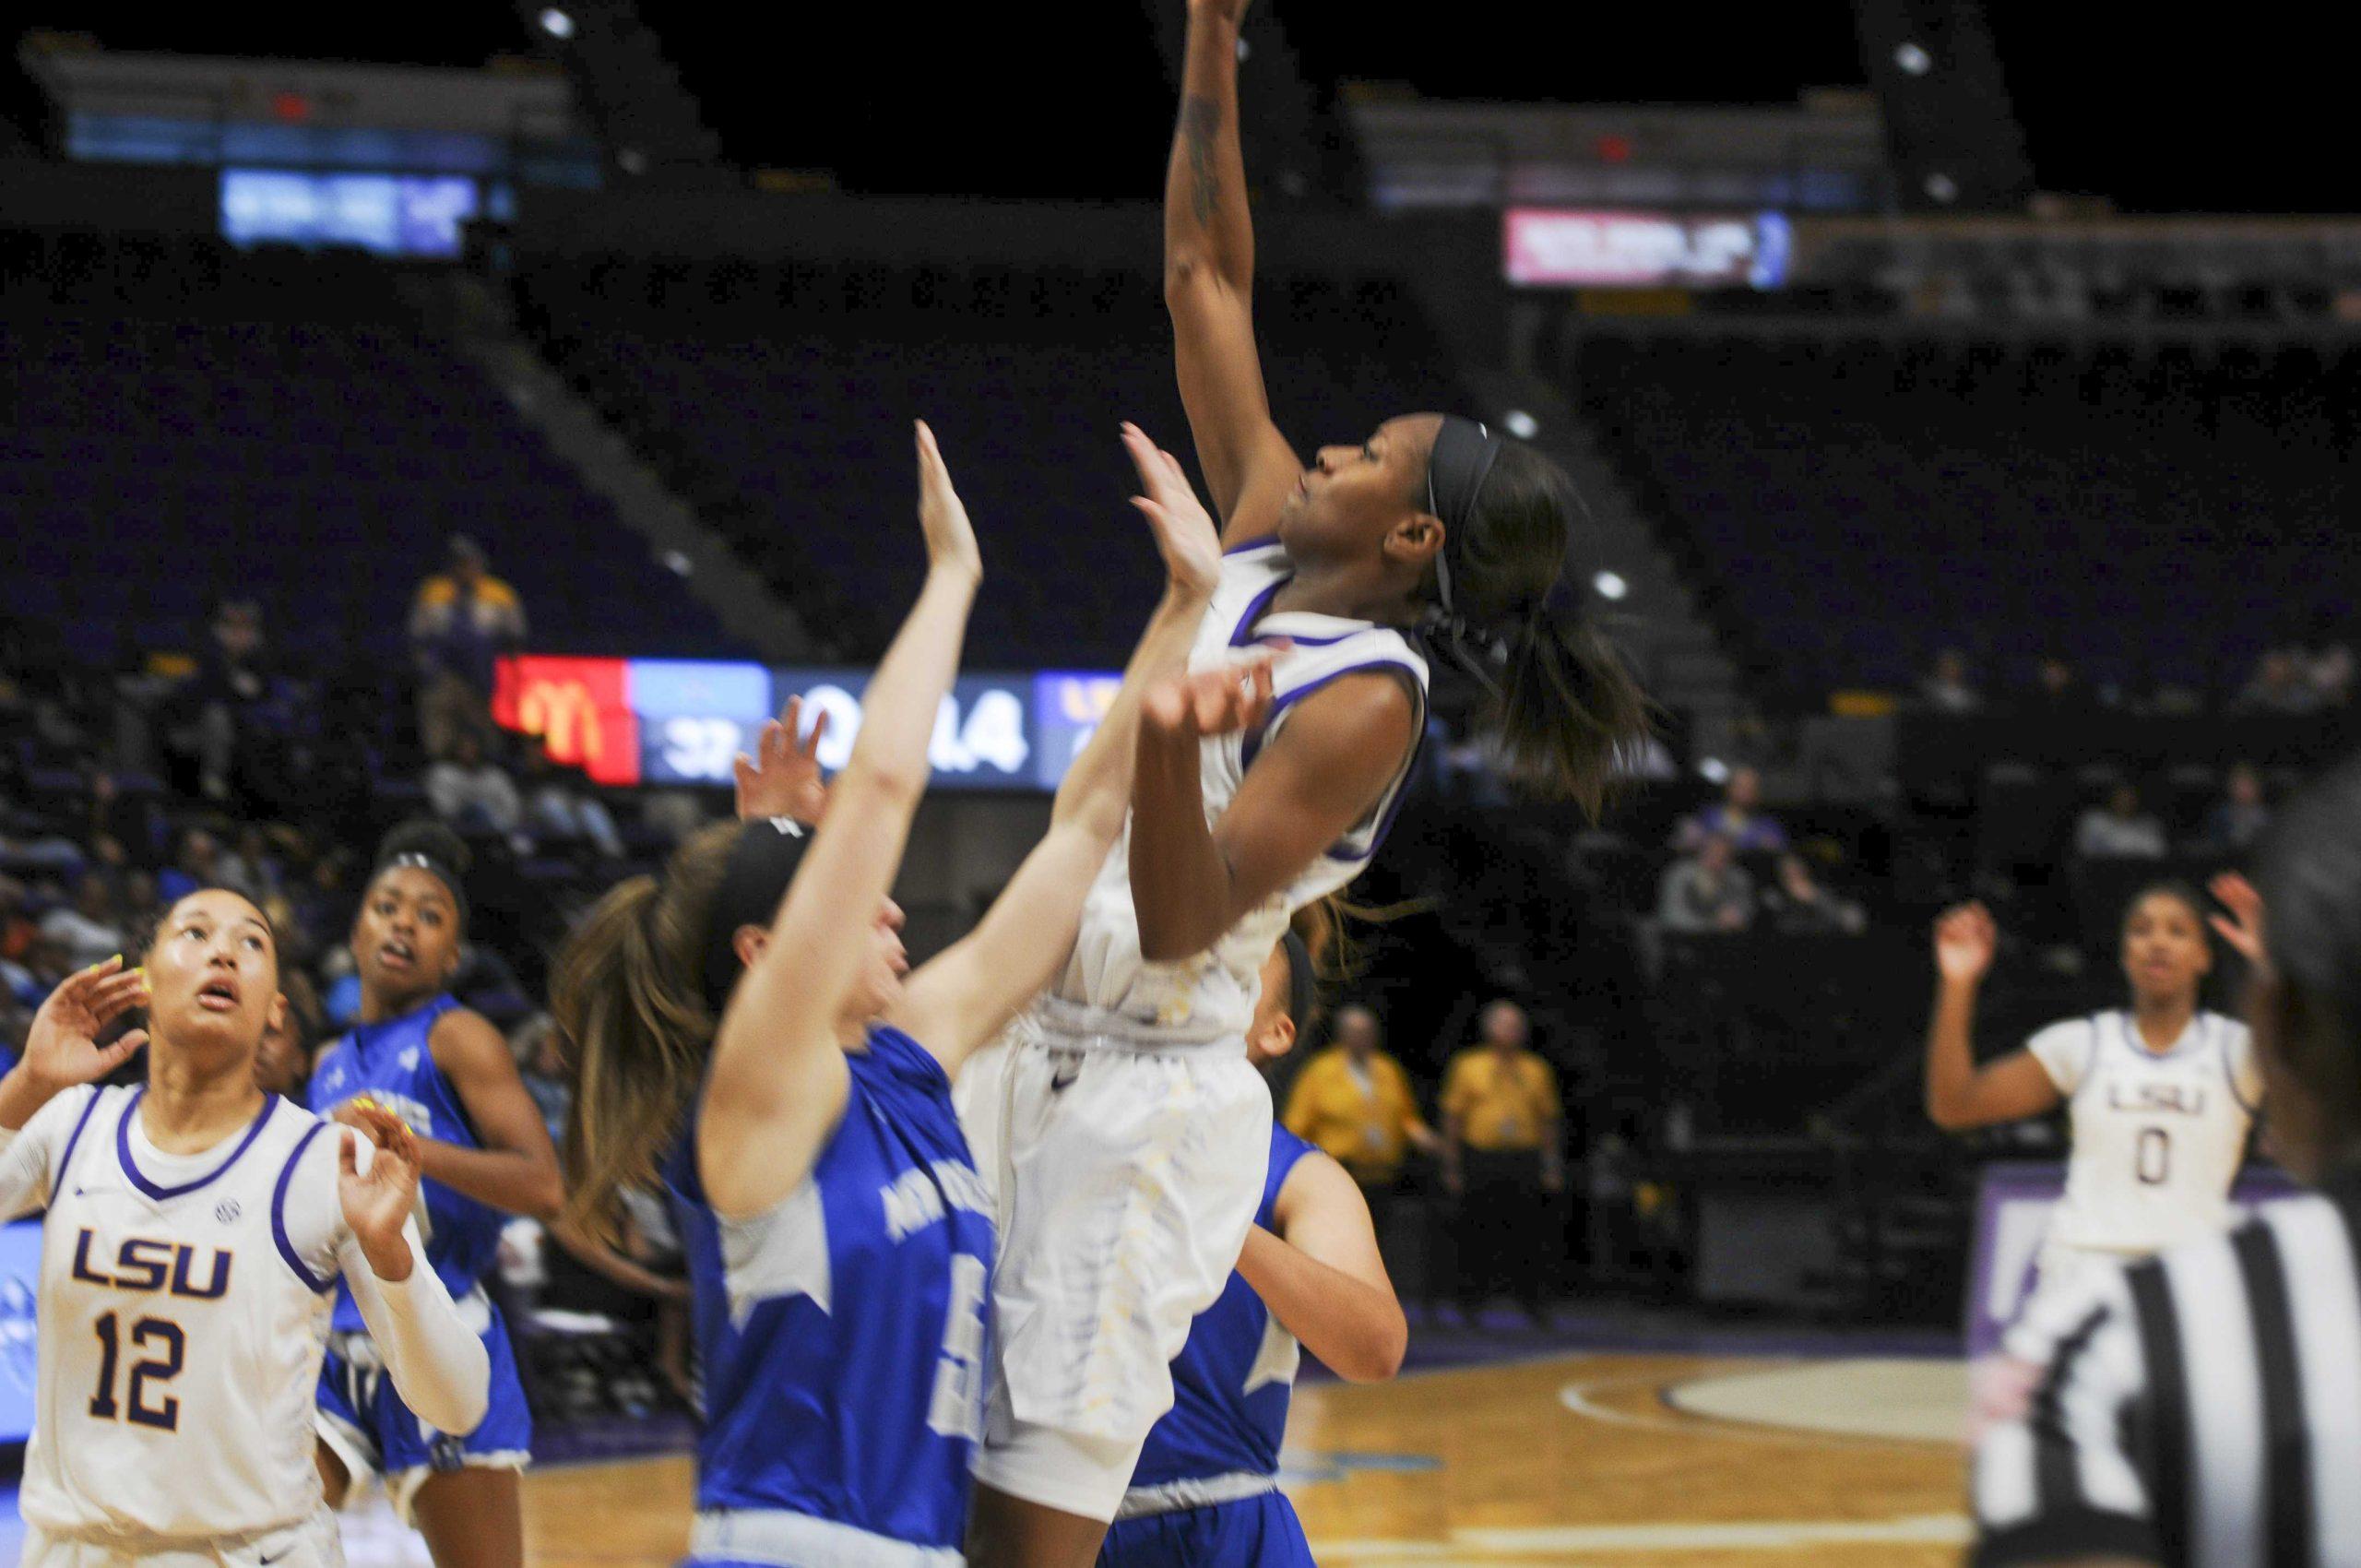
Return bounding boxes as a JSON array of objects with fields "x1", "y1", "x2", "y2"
[{"x1": 498, "y1": 1351, "x2": 1969, "y2": 1568}]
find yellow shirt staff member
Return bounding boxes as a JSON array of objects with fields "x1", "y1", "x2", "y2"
[
  {"x1": 1441, "y1": 1001, "x2": 1564, "y2": 1193},
  {"x1": 1282, "y1": 1004, "x2": 1438, "y2": 1187}
]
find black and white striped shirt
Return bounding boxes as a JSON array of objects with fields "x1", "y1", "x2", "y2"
[{"x1": 1975, "y1": 1169, "x2": 2361, "y2": 1567}]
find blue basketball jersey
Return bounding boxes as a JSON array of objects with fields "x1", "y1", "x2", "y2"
[
  {"x1": 309, "y1": 993, "x2": 505, "y2": 1332},
  {"x1": 666, "y1": 1024, "x2": 995, "y2": 1556},
  {"x1": 1130, "y1": 1125, "x2": 1316, "y2": 1490}
]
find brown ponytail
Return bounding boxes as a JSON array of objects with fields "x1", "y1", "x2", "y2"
[
  {"x1": 1434, "y1": 440, "x2": 1655, "y2": 815},
  {"x1": 550, "y1": 821, "x2": 738, "y2": 1240}
]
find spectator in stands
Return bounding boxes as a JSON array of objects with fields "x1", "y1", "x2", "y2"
[
  {"x1": 0, "y1": 877, "x2": 35, "y2": 966},
  {"x1": 426, "y1": 731, "x2": 525, "y2": 837},
  {"x1": 1761, "y1": 853, "x2": 1867, "y2": 934},
  {"x1": 38, "y1": 872, "x2": 125, "y2": 971},
  {"x1": 184, "y1": 597, "x2": 270, "y2": 802},
  {"x1": 523, "y1": 750, "x2": 624, "y2": 860},
  {"x1": 2301, "y1": 616, "x2": 2354, "y2": 706},
  {"x1": 2236, "y1": 647, "x2": 2328, "y2": 714},
  {"x1": 1282, "y1": 1004, "x2": 1439, "y2": 1200},
  {"x1": 409, "y1": 532, "x2": 527, "y2": 760},
  {"x1": 2, "y1": 932, "x2": 71, "y2": 1009},
  {"x1": 1675, "y1": 766, "x2": 1787, "y2": 854},
  {"x1": 1656, "y1": 834, "x2": 1755, "y2": 933},
  {"x1": 2075, "y1": 781, "x2": 2168, "y2": 860},
  {"x1": 2199, "y1": 762, "x2": 2273, "y2": 852},
  {"x1": 118, "y1": 871, "x2": 160, "y2": 937},
  {"x1": 217, "y1": 826, "x2": 282, "y2": 903},
  {"x1": 158, "y1": 827, "x2": 243, "y2": 903},
  {"x1": 1919, "y1": 647, "x2": 1983, "y2": 714},
  {"x1": 1441, "y1": 1001, "x2": 1564, "y2": 1322},
  {"x1": 515, "y1": 1013, "x2": 571, "y2": 1143},
  {"x1": 2020, "y1": 654, "x2": 2098, "y2": 720}
]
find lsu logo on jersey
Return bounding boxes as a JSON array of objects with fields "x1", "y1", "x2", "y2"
[
  {"x1": 69, "y1": 1231, "x2": 233, "y2": 1300},
  {"x1": 2108, "y1": 1083, "x2": 2207, "y2": 1116}
]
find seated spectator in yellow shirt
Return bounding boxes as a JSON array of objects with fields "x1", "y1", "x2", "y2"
[
  {"x1": 1440, "y1": 1000, "x2": 1565, "y2": 1323},
  {"x1": 1282, "y1": 1004, "x2": 1438, "y2": 1193}
]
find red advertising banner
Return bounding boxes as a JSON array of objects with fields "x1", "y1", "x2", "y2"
[{"x1": 492, "y1": 656, "x2": 640, "y2": 786}]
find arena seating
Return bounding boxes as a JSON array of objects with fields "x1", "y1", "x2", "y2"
[
  {"x1": 0, "y1": 233, "x2": 738, "y2": 670},
  {"x1": 513, "y1": 255, "x2": 1470, "y2": 665},
  {"x1": 1570, "y1": 333, "x2": 2361, "y2": 702}
]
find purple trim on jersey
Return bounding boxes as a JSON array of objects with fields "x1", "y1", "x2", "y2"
[
  {"x1": 115, "y1": 1087, "x2": 280, "y2": 1201},
  {"x1": 1223, "y1": 538, "x2": 1286, "y2": 559},
  {"x1": 1229, "y1": 579, "x2": 1287, "y2": 647},
  {"x1": 273, "y1": 1119, "x2": 337, "y2": 1292},
  {"x1": 1238, "y1": 659, "x2": 1427, "y2": 874},
  {"x1": 53, "y1": 1087, "x2": 105, "y2": 1197},
  {"x1": 1326, "y1": 723, "x2": 1427, "y2": 865},
  {"x1": 2213, "y1": 1016, "x2": 2262, "y2": 1115}
]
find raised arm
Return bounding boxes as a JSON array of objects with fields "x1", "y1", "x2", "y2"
[
  {"x1": 1132, "y1": 666, "x2": 1418, "y2": 963},
  {"x1": 1924, "y1": 903, "x2": 2063, "y2": 1130},
  {"x1": 327, "y1": 1007, "x2": 564, "y2": 1221},
  {"x1": 698, "y1": 422, "x2": 980, "y2": 1220},
  {"x1": 892, "y1": 427, "x2": 1220, "y2": 1072},
  {"x1": 0, "y1": 958, "x2": 148, "y2": 1217},
  {"x1": 1165, "y1": 0, "x2": 1303, "y2": 542},
  {"x1": 1237, "y1": 1150, "x2": 1406, "y2": 1383}
]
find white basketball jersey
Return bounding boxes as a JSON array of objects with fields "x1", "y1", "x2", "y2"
[
  {"x1": 8, "y1": 1086, "x2": 354, "y2": 1543},
  {"x1": 1056, "y1": 540, "x2": 1429, "y2": 1039},
  {"x1": 2029, "y1": 1010, "x2": 2260, "y2": 1256}
]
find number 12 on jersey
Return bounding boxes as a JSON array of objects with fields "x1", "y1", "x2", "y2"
[{"x1": 89, "y1": 1312, "x2": 185, "y2": 1431}]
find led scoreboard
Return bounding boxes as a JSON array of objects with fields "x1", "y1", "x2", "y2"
[{"x1": 495, "y1": 657, "x2": 1123, "y2": 792}]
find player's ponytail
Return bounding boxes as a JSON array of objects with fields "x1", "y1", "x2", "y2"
[
  {"x1": 551, "y1": 821, "x2": 737, "y2": 1240},
  {"x1": 1423, "y1": 432, "x2": 1654, "y2": 816}
]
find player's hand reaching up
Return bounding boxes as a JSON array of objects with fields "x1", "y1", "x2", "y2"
[
  {"x1": 2208, "y1": 872, "x2": 2268, "y2": 973},
  {"x1": 18, "y1": 956, "x2": 148, "y2": 1094},
  {"x1": 1932, "y1": 902, "x2": 1999, "y2": 987},
  {"x1": 338, "y1": 1100, "x2": 425, "y2": 1281},
  {"x1": 1143, "y1": 653, "x2": 1280, "y2": 743},
  {"x1": 735, "y1": 695, "x2": 832, "y2": 826},
  {"x1": 1123, "y1": 423, "x2": 1222, "y2": 604},
  {"x1": 914, "y1": 421, "x2": 982, "y2": 588}
]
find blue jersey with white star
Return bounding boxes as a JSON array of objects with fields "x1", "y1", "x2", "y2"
[
  {"x1": 308, "y1": 992, "x2": 504, "y2": 1332},
  {"x1": 1131, "y1": 1124, "x2": 1316, "y2": 1488},
  {"x1": 666, "y1": 1024, "x2": 995, "y2": 1554}
]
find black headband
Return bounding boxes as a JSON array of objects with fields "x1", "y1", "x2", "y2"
[
  {"x1": 1424, "y1": 415, "x2": 1505, "y2": 616},
  {"x1": 382, "y1": 850, "x2": 468, "y2": 922},
  {"x1": 699, "y1": 817, "x2": 809, "y2": 1016}
]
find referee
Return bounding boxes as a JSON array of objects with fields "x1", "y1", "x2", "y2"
[{"x1": 1974, "y1": 758, "x2": 2361, "y2": 1568}]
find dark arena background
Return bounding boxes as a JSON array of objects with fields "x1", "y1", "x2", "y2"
[{"x1": 1, "y1": 4, "x2": 2355, "y2": 1563}]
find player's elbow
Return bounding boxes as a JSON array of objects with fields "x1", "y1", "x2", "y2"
[
  {"x1": 521, "y1": 1168, "x2": 566, "y2": 1225},
  {"x1": 1925, "y1": 1090, "x2": 1975, "y2": 1133},
  {"x1": 1137, "y1": 916, "x2": 1217, "y2": 965},
  {"x1": 1163, "y1": 250, "x2": 1240, "y2": 314},
  {"x1": 1332, "y1": 1310, "x2": 1409, "y2": 1384}
]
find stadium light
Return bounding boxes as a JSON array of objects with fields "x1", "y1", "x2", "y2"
[
  {"x1": 1894, "y1": 42, "x2": 1930, "y2": 75},
  {"x1": 1924, "y1": 171, "x2": 1959, "y2": 203},
  {"x1": 539, "y1": 8, "x2": 575, "y2": 40},
  {"x1": 663, "y1": 551, "x2": 693, "y2": 576},
  {"x1": 1593, "y1": 570, "x2": 1628, "y2": 601},
  {"x1": 1502, "y1": 409, "x2": 1540, "y2": 439},
  {"x1": 1698, "y1": 757, "x2": 1731, "y2": 785}
]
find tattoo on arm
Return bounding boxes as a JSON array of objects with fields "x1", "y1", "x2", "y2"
[{"x1": 1180, "y1": 96, "x2": 1221, "y2": 229}]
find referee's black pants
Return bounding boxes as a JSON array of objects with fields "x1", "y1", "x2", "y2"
[{"x1": 1456, "y1": 1146, "x2": 1550, "y2": 1314}]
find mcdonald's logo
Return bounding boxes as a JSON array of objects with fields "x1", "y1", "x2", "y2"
[{"x1": 492, "y1": 657, "x2": 639, "y2": 786}]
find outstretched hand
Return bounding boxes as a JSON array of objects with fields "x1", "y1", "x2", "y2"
[
  {"x1": 735, "y1": 695, "x2": 831, "y2": 826},
  {"x1": 1122, "y1": 422, "x2": 1221, "y2": 602},
  {"x1": 2208, "y1": 872, "x2": 2268, "y2": 971},
  {"x1": 1932, "y1": 902, "x2": 1999, "y2": 988},
  {"x1": 18, "y1": 956, "x2": 149, "y2": 1092},
  {"x1": 1143, "y1": 652, "x2": 1280, "y2": 742},
  {"x1": 914, "y1": 421, "x2": 982, "y2": 587},
  {"x1": 338, "y1": 1101, "x2": 424, "y2": 1278}
]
